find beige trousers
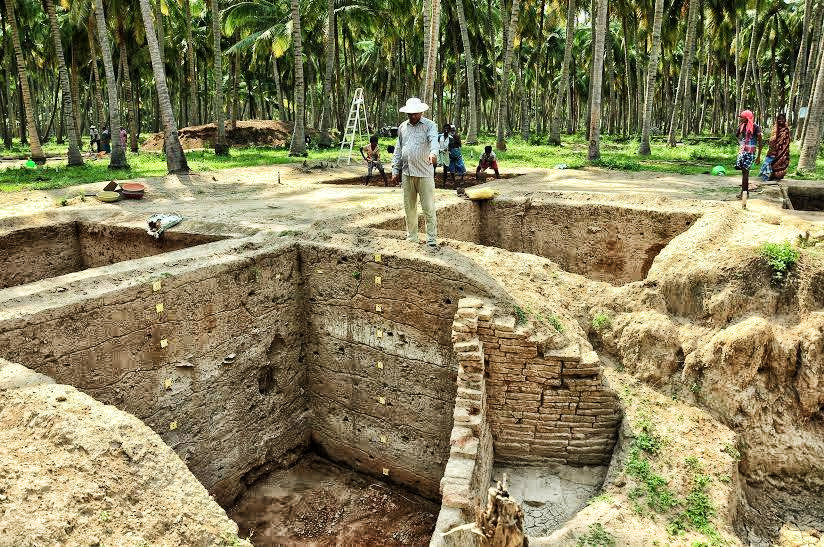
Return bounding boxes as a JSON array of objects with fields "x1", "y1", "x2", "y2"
[{"x1": 402, "y1": 174, "x2": 437, "y2": 243}]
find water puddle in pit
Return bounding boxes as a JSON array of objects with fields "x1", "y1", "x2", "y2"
[
  {"x1": 493, "y1": 464, "x2": 607, "y2": 537},
  {"x1": 228, "y1": 454, "x2": 438, "y2": 546}
]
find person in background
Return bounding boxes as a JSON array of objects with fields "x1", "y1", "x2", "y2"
[
  {"x1": 100, "y1": 126, "x2": 112, "y2": 154},
  {"x1": 391, "y1": 97, "x2": 439, "y2": 248},
  {"x1": 760, "y1": 113, "x2": 790, "y2": 182},
  {"x1": 448, "y1": 132, "x2": 466, "y2": 187},
  {"x1": 119, "y1": 127, "x2": 127, "y2": 150},
  {"x1": 734, "y1": 109, "x2": 763, "y2": 209},
  {"x1": 437, "y1": 123, "x2": 452, "y2": 181},
  {"x1": 89, "y1": 125, "x2": 99, "y2": 153},
  {"x1": 360, "y1": 135, "x2": 388, "y2": 186},
  {"x1": 476, "y1": 145, "x2": 500, "y2": 181}
]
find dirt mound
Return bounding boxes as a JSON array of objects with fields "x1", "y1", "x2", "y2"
[
  {"x1": 142, "y1": 119, "x2": 322, "y2": 152},
  {"x1": 0, "y1": 359, "x2": 248, "y2": 546}
]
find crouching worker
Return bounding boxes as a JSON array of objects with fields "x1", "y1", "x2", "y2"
[
  {"x1": 361, "y1": 135, "x2": 388, "y2": 186},
  {"x1": 476, "y1": 145, "x2": 500, "y2": 181}
]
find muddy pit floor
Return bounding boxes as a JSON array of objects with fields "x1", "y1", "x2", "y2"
[{"x1": 228, "y1": 455, "x2": 438, "y2": 546}]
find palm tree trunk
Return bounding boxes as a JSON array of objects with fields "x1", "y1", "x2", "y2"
[
  {"x1": 44, "y1": 0, "x2": 83, "y2": 166},
  {"x1": 422, "y1": 0, "x2": 440, "y2": 107},
  {"x1": 273, "y1": 55, "x2": 285, "y2": 121},
  {"x1": 550, "y1": 0, "x2": 575, "y2": 145},
  {"x1": 587, "y1": 0, "x2": 608, "y2": 161},
  {"x1": 231, "y1": 50, "x2": 238, "y2": 129},
  {"x1": 318, "y1": 0, "x2": 334, "y2": 144},
  {"x1": 738, "y1": 8, "x2": 758, "y2": 118},
  {"x1": 787, "y1": 0, "x2": 814, "y2": 127},
  {"x1": 87, "y1": 15, "x2": 104, "y2": 129},
  {"x1": 799, "y1": 25, "x2": 824, "y2": 172},
  {"x1": 422, "y1": 0, "x2": 431, "y2": 97},
  {"x1": 93, "y1": 0, "x2": 128, "y2": 169},
  {"x1": 70, "y1": 40, "x2": 82, "y2": 142},
  {"x1": 456, "y1": 0, "x2": 478, "y2": 144},
  {"x1": 138, "y1": 0, "x2": 188, "y2": 172},
  {"x1": 495, "y1": 0, "x2": 521, "y2": 150},
  {"x1": 5, "y1": 0, "x2": 44, "y2": 163},
  {"x1": 210, "y1": 0, "x2": 228, "y2": 155},
  {"x1": 183, "y1": 0, "x2": 197, "y2": 126},
  {"x1": 288, "y1": 0, "x2": 306, "y2": 156},
  {"x1": 667, "y1": 0, "x2": 699, "y2": 147},
  {"x1": 638, "y1": 0, "x2": 664, "y2": 155},
  {"x1": 116, "y1": 22, "x2": 138, "y2": 154}
]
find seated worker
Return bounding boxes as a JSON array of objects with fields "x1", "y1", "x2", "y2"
[
  {"x1": 476, "y1": 145, "x2": 500, "y2": 181},
  {"x1": 360, "y1": 135, "x2": 388, "y2": 186},
  {"x1": 448, "y1": 133, "x2": 466, "y2": 187}
]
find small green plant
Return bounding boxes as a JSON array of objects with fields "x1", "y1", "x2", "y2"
[
  {"x1": 99, "y1": 509, "x2": 110, "y2": 522},
  {"x1": 759, "y1": 241, "x2": 800, "y2": 283},
  {"x1": 352, "y1": 270, "x2": 361, "y2": 280},
  {"x1": 668, "y1": 473, "x2": 720, "y2": 542},
  {"x1": 722, "y1": 442, "x2": 741, "y2": 461},
  {"x1": 690, "y1": 382, "x2": 701, "y2": 394},
  {"x1": 513, "y1": 305, "x2": 527, "y2": 325},
  {"x1": 59, "y1": 197, "x2": 69, "y2": 206},
  {"x1": 576, "y1": 522, "x2": 616, "y2": 546},
  {"x1": 277, "y1": 229, "x2": 301, "y2": 237},
  {"x1": 591, "y1": 312, "x2": 612, "y2": 331},
  {"x1": 548, "y1": 314, "x2": 564, "y2": 332},
  {"x1": 717, "y1": 474, "x2": 731, "y2": 483},
  {"x1": 587, "y1": 493, "x2": 614, "y2": 505}
]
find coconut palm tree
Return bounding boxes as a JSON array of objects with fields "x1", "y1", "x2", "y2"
[
  {"x1": 549, "y1": 0, "x2": 575, "y2": 146},
  {"x1": 183, "y1": 0, "x2": 197, "y2": 126},
  {"x1": 92, "y1": 0, "x2": 127, "y2": 169},
  {"x1": 422, "y1": 0, "x2": 440, "y2": 107},
  {"x1": 44, "y1": 0, "x2": 83, "y2": 166},
  {"x1": 211, "y1": 0, "x2": 227, "y2": 155},
  {"x1": 318, "y1": 0, "x2": 334, "y2": 146},
  {"x1": 495, "y1": 0, "x2": 521, "y2": 151},
  {"x1": 587, "y1": 0, "x2": 608, "y2": 161},
  {"x1": 138, "y1": 0, "x2": 189, "y2": 172},
  {"x1": 667, "y1": 0, "x2": 699, "y2": 146},
  {"x1": 638, "y1": 0, "x2": 665, "y2": 156},
  {"x1": 456, "y1": 0, "x2": 478, "y2": 143},
  {"x1": 798, "y1": 21, "x2": 824, "y2": 172},
  {"x1": 288, "y1": 0, "x2": 305, "y2": 156},
  {"x1": 4, "y1": 0, "x2": 45, "y2": 164}
]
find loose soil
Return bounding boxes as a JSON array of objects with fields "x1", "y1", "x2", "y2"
[
  {"x1": 229, "y1": 454, "x2": 438, "y2": 546},
  {"x1": 141, "y1": 120, "x2": 324, "y2": 152}
]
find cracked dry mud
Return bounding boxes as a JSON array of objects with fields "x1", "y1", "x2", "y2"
[{"x1": 1, "y1": 164, "x2": 824, "y2": 546}]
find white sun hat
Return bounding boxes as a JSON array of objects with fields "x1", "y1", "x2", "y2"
[{"x1": 399, "y1": 97, "x2": 429, "y2": 113}]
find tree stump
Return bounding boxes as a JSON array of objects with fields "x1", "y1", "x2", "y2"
[{"x1": 476, "y1": 474, "x2": 527, "y2": 547}]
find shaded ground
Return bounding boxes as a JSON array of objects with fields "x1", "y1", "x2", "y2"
[{"x1": 228, "y1": 455, "x2": 438, "y2": 546}]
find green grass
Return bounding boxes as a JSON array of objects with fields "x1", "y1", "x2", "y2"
[
  {"x1": 3, "y1": 131, "x2": 824, "y2": 192},
  {"x1": 759, "y1": 241, "x2": 800, "y2": 283},
  {"x1": 576, "y1": 523, "x2": 616, "y2": 546},
  {"x1": 591, "y1": 312, "x2": 612, "y2": 332}
]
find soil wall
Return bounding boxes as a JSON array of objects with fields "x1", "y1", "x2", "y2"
[{"x1": 0, "y1": 244, "x2": 308, "y2": 505}]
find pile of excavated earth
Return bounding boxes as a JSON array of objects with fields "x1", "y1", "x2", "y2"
[{"x1": 0, "y1": 163, "x2": 822, "y2": 546}]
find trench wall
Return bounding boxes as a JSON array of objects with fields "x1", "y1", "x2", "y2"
[
  {"x1": 301, "y1": 243, "x2": 494, "y2": 498},
  {"x1": 371, "y1": 199, "x2": 698, "y2": 285},
  {"x1": 0, "y1": 222, "x2": 223, "y2": 289},
  {"x1": 0, "y1": 244, "x2": 308, "y2": 505}
]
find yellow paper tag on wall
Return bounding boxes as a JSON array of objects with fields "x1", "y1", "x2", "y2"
[
  {"x1": 379, "y1": 435, "x2": 387, "y2": 443},
  {"x1": 160, "y1": 339, "x2": 168, "y2": 349},
  {"x1": 374, "y1": 253, "x2": 382, "y2": 262},
  {"x1": 375, "y1": 304, "x2": 382, "y2": 312},
  {"x1": 156, "y1": 303, "x2": 164, "y2": 313},
  {"x1": 382, "y1": 468, "x2": 389, "y2": 476},
  {"x1": 378, "y1": 396, "x2": 386, "y2": 405},
  {"x1": 376, "y1": 361, "x2": 383, "y2": 369},
  {"x1": 376, "y1": 330, "x2": 383, "y2": 338},
  {"x1": 152, "y1": 280, "x2": 162, "y2": 291},
  {"x1": 169, "y1": 421, "x2": 177, "y2": 430},
  {"x1": 164, "y1": 378, "x2": 172, "y2": 389}
]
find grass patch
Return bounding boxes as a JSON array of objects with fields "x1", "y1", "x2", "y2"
[
  {"x1": 576, "y1": 522, "x2": 616, "y2": 546},
  {"x1": 4, "y1": 132, "x2": 824, "y2": 193},
  {"x1": 591, "y1": 312, "x2": 612, "y2": 331},
  {"x1": 759, "y1": 241, "x2": 800, "y2": 283},
  {"x1": 513, "y1": 305, "x2": 527, "y2": 326}
]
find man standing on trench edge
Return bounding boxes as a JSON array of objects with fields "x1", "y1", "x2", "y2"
[{"x1": 391, "y1": 97, "x2": 439, "y2": 249}]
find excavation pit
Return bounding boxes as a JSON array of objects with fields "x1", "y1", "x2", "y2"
[
  {"x1": 0, "y1": 221, "x2": 226, "y2": 289},
  {"x1": 371, "y1": 197, "x2": 700, "y2": 284},
  {"x1": 785, "y1": 181, "x2": 824, "y2": 211}
]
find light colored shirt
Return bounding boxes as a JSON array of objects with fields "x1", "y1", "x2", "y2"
[
  {"x1": 392, "y1": 117, "x2": 439, "y2": 177},
  {"x1": 361, "y1": 144, "x2": 380, "y2": 162},
  {"x1": 438, "y1": 133, "x2": 451, "y2": 152}
]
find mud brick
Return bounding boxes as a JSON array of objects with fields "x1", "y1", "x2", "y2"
[
  {"x1": 458, "y1": 297, "x2": 485, "y2": 309},
  {"x1": 494, "y1": 316, "x2": 516, "y2": 332},
  {"x1": 530, "y1": 439, "x2": 568, "y2": 449},
  {"x1": 541, "y1": 392, "x2": 578, "y2": 402},
  {"x1": 494, "y1": 441, "x2": 530, "y2": 452},
  {"x1": 504, "y1": 401, "x2": 540, "y2": 412},
  {"x1": 561, "y1": 367, "x2": 601, "y2": 377},
  {"x1": 577, "y1": 408, "x2": 620, "y2": 416},
  {"x1": 567, "y1": 454, "x2": 609, "y2": 465},
  {"x1": 534, "y1": 431, "x2": 570, "y2": 440},
  {"x1": 556, "y1": 418, "x2": 595, "y2": 427},
  {"x1": 495, "y1": 330, "x2": 528, "y2": 340},
  {"x1": 457, "y1": 387, "x2": 483, "y2": 402},
  {"x1": 477, "y1": 306, "x2": 494, "y2": 320},
  {"x1": 485, "y1": 348, "x2": 505, "y2": 357},
  {"x1": 568, "y1": 438, "x2": 613, "y2": 448},
  {"x1": 450, "y1": 426, "x2": 474, "y2": 445},
  {"x1": 577, "y1": 401, "x2": 613, "y2": 410},
  {"x1": 492, "y1": 364, "x2": 526, "y2": 374},
  {"x1": 581, "y1": 394, "x2": 619, "y2": 403},
  {"x1": 451, "y1": 436, "x2": 480, "y2": 458},
  {"x1": 496, "y1": 423, "x2": 535, "y2": 434},
  {"x1": 567, "y1": 446, "x2": 611, "y2": 456},
  {"x1": 507, "y1": 383, "x2": 542, "y2": 394},
  {"x1": 441, "y1": 482, "x2": 472, "y2": 509},
  {"x1": 477, "y1": 327, "x2": 495, "y2": 336},
  {"x1": 452, "y1": 329, "x2": 474, "y2": 343},
  {"x1": 456, "y1": 307, "x2": 480, "y2": 319},
  {"x1": 560, "y1": 413, "x2": 597, "y2": 422},
  {"x1": 503, "y1": 347, "x2": 537, "y2": 359},
  {"x1": 506, "y1": 391, "x2": 541, "y2": 401},
  {"x1": 595, "y1": 415, "x2": 622, "y2": 424},
  {"x1": 454, "y1": 339, "x2": 481, "y2": 353},
  {"x1": 452, "y1": 317, "x2": 478, "y2": 333},
  {"x1": 536, "y1": 423, "x2": 571, "y2": 433},
  {"x1": 540, "y1": 402, "x2": 575, "y2": 411},
  {"x1": 563, "y1": 377, "x2": 603, "y2": 387},
  {"x1": 525, "y1": 363, "x2": 562, "y2": 376}
]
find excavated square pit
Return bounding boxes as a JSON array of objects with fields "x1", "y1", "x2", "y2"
[
  {"x1": 0, "y1": 222, "x2": 226, "y2": 289},
  {"x1": 373, "y1": 199, "x2": 700, "y2": 285}
]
